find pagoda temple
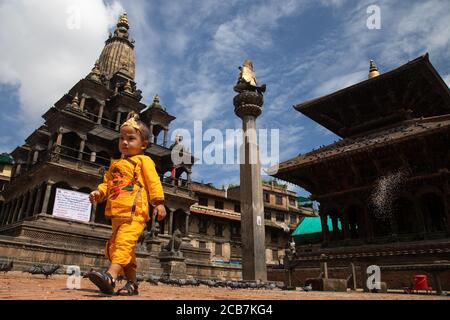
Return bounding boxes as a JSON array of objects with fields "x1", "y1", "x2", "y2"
[{"x1": 271, "y1": 54, "x2": 450, "y2": 291}]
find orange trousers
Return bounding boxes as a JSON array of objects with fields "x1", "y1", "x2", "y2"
[{"x1": 105, "y1": 218, "x2": 146, "y2": 272}]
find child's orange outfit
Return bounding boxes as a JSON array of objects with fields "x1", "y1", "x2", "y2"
[{"x1": 97, "y1": 154, "x2": 164, "y2": 270}]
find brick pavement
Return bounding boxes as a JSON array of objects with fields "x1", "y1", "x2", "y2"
[{"x1": 0, "y1": 272, "x2": 449, "y2": 300}]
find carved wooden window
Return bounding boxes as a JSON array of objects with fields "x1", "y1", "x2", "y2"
[
  {"x1": 234, "y1": 203, "x2": 241, "y2": 213},
  {"x1": 214, "y1": 200, "x2": 224, "y2": 210},
  {"x1": 215, "y1": 242, "x2": 223, "y2": 256},
  {"x1": 272, "y1": 249, "x2": 279, "y2": 261},
  {"x1": 199, "y1": 197, "x2": 208, "y2": 206},
  {"x1": 199, "y1": 219, "x2": 208, "y2": 234},
  {"x1": 264, "y1": 192, "x2": 270, "y2": 203},
  {"x1": 215, "y1": 224, "x2": 224, "y2": 237},
  {"x1": 199, "y1": 241, "x2": 206, "y2": 249},
  {"x1": 276, "y1": 212, "x2": 285, "y2": 222},
  {"x1": 290, "y1": 214, "x2": 297, "y2": 224},
  {"x1": 264, "y1": 211, "x2": 272, "y2": 220},
  {"x1": 275, "y1": 195, "x2": 283, "y2": 205}
]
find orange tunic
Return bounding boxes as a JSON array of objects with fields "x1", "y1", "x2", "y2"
[
  {"x1": 97, "y1": 154, "x2": 164, "y2": 223},
  {"x1": 96, "y1": 154, "x2": 164, "y2": 268}
]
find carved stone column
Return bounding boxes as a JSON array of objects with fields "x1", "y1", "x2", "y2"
[
  {"x1": 32, "y1": 150, "x2": 39, "y2": 164},
  {"x1": 115, "y1": 112, "x2": 122, "y2": 131},
  {"x1": 16, "y1": 194, "x2": 27, "y2": 221},
  {"x1": 234, "y1": 88, "x2": 267, "y2": 281},
  {"x1": 78, "y1": 138, "x2": 86, "y2": 161},
  {"x1": 90, "y1": 203, "x2": 97, "y2": 223},
  {"x1": 149, "y1": 123, "x2": 154, "y2": 143},
  {"x1": 168, "y1": 208, "x2": 174, "y2": 235},
  {"x1": 25, "y1": 189, "x2": 35, "y2": 218},
  {"x1": 163, "y1": 129, "x2": 168, "y2": 147},
  {"x1": 33, "y1": 183, "x2": 44, "y2": 215},
  {"x1": 41, "y1": 181, "x2": 55, "y2": 214},
  {"x1": 185, "y1": 212, "x2": 190, "y2": 236},
  {"x1": 97, "y1": 103, "x2": 105, "y2": 124}
]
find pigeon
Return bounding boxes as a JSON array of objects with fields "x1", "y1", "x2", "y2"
[
  {"x1": 302, "y1": 284, "x2": 313, "y2": 292},
  {"x1": 147, "y1": 275, "x2": 160, "y2": 286},
  {"x1": 0, "y1": 261, "x2": 13, "y2": 274},
  {"x1": 23, "y1": 265, "x2": 43, "y2": 275},
  {"x1": 136, "y1": 272, "x2": 145, "y2": 283},
  {"x1": 41, "y1": 264, "x2": 61, "y2": 278}
]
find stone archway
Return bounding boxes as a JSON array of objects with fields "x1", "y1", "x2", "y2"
[{"x1": 172, "y1": 209, "x2": 187, "y2": 236}]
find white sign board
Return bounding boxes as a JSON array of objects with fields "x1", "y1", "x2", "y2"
[{"x1": 52, "y1": 188, "x2": 92, "y2": 223}]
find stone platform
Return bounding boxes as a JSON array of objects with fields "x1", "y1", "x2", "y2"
[{"x1": 0, "y1": 272, "x2": 448, "y2": 300}]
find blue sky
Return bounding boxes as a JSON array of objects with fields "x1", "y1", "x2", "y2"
[{"x1": 1, "y1": 0, "x2": 449, "y2": 197}]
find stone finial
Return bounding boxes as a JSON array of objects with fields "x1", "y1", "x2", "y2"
[
  {"x1": 124, "y1": 79, "x2": 133, "y2": 93},
  {"x1": 368, "y1": 60, "x2": 380, "y2": 79},
  {"x1": 149, "y1": 94, "x2": 165, "y2": 110},
  {"x1": 117, "y1": 12, "x2": 129, "y2": 29},
  {"x1": 87, "y1": 59, "x2": 101, "y2": 82},
  {"x1": 71, "y1": 93, "x2": 80, "y2": 109}
]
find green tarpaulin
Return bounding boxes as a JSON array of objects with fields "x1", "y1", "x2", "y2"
[{"x1": 292, "y1": 216, "x2": 342, "y2": 236}]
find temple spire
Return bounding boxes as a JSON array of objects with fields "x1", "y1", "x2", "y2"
[
  {"x1": 368, "y1": 60, "x2": 380, "y2": 79},
  {"x1": 96, "y1": 12, "x2": 136, "y2": 82}
]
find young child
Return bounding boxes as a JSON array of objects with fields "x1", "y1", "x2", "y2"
[{"x1": 88, "y1": 112, "x2": 166, "y2": 296}]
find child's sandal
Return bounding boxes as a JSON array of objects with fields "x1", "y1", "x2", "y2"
[
  {"x1": 116, "y1": 281, "x2": 139, "y2": 296},
  {"x1": 87, "y1": 270, "x2": 116, "y2": 295}
]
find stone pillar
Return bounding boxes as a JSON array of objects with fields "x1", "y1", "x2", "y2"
[
  {"x1": 32, "y1": 150, "x2": 39, "y2": 164},
  {"x1": 15, "y1": 163, "x2": 22, "y2": 177},
  {"x1": 90, "y1": 203, "x2": 97, "y2": 223},
  {"x1": 234, "y1": 89, "x2": 267, "y2": 281},
  {"x1": 4, "y1": 202, "x2": 11, "y2": 225},
  {"x1": 56, "y1": 132, "x2": 63, "y2": 145},
  {"x1": 78, "y1": 139, "x2": 86, "y2": 161},
  {"x1": 4, "y1": 203, "x2": 12, "y2": 225},
  {"x1": 33, "y1": 184, "x2": 44, "y2": 215},
  {"x1": 185, "y1": 213, "x2": 190, "y2": 236},
  {"x1": 115, "y1": 111, "x2": 122, "y2": 131},
  {"x1": 79, "y1": 97, "x2": 86, "y2": 111},
  {"x1": 163, "y1": 129, "x2": 168, "y2": 147},
  {"x1": 25, "y1": 189, "x2": 35, "y2": 218},
  {"x1": 97, "y1": 103, "x2": 104, "y2": 124},
  {"x1": 10, "y1": 197, "x2": 21, "y2": 223},
  {"x1": 149, "y1": 123, "x2": 154, "y2": 143},
  {"x1": 16, "y1": 194, "x2": 27, "y2": 221},
  {"x1": 187, "y1": 171, "x2": 192, "y2": 184},
  {"x1": 0, "y1": 203, "x2": 8, "y2": 226},
  {"x1": 41, "y1": 181, "x2": 54, "y2": 214},
  {"x1": 168, "y1": 208, "x2": 174, "y2": 235}
]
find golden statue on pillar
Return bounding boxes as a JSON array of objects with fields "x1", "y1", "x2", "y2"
[{"x1": 233, "y1": 59, "x2": 266, "y2": 94}]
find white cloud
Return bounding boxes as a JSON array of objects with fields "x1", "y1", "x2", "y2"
[
  {"x1": 0, "y1": 0, "x2": 123, "y2": 130},
  {"x1": 313, "y1": 70, "x2": 367, "y2": 97}
]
